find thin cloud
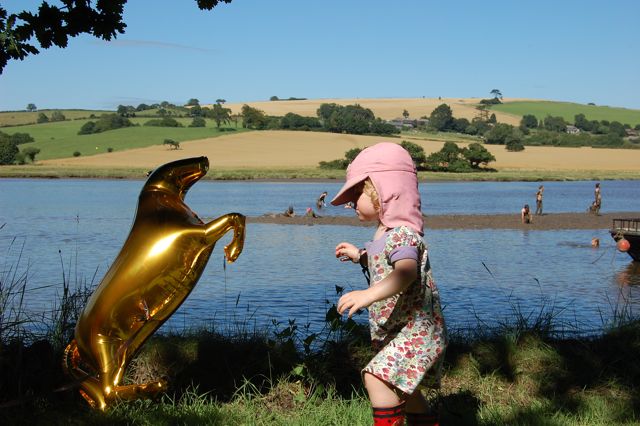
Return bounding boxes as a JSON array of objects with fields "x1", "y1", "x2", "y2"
[{"x1": 95, "y1": 39, "x2": 216, "y2": 54}]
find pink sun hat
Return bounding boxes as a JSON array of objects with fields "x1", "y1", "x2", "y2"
[{"x1": 330, "y1": 142, "x2": 424, "y2": 234}]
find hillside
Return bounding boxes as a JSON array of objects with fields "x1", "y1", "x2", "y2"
[
  {"x1": 39, "y1": 130, "x2": 640, "y2": 173},
  {"x1": 215, "y1": 97, "x2": 523, "y2": 126},
  {"x1": 490, "y1": 101, "x2": 640, "y2": 126}
]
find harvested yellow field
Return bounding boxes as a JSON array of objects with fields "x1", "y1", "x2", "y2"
[
  {"x1": 42, "y1": 130, "x2": 640, "y2": 172},
  {"x1": 212, "y1": 97, "x2": 524, "y2": 126}
]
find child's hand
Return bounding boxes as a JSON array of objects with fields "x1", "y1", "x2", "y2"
[
  {"x1": 335, "y1": 242, "x2": 360, "y2": 263},
  {"x1": 338, "y1": 290, "x2": 372, "y2": 318}
]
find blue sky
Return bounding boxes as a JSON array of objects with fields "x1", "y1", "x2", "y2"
[{"x1": 1, "y1": 0, "x2": 638, "y2": 111}]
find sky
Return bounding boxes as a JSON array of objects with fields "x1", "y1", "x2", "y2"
[{"x1": 1, "y1": 0, "x2": 639, "y2": 111}]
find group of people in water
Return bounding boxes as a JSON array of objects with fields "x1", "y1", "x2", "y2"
[
  {"x1": 521, "y1": 182, "x2": 602, "y2": 224},
  {"x1": 281, "y1": 191, "x2": 329, "y2": 218}
]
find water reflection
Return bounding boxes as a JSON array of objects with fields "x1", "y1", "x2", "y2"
[{"x1": 615, "y1": 262, "x2": 640, "y2": 287}]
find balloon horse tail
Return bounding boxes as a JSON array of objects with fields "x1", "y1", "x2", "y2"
[{"x1": 62, "y1": 157, "x2": 246, "y2": 410}]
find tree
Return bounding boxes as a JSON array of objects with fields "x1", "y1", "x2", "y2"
[
  {"x1": 0, "y1": 1, "x2": 233, "y2": 74},
  {"x1": 215, "y1": 99, "x2": 226, "y2": 104},
  {"x1": 21, "y1": 146, "x2": 40, "y2": 162},
  {"x1": 520, "y1": 114, "x2": 538, "y2": 129},
  {"x1": 163, "y1": 139, "x2": 180, "y2": 150},
  {"x1": 0, "y1": 138, "x2": 18, "y2": 164},
  {"x1": 37, "y1": 112, "x2": 49, "y2": 123},
  {"x1": 26, "y1": 103, "x2": 37, "y2": 111},
  {"x1": 490, "y1": 89, "x2": 503, "y2": 100},
  {"x1": 186, "y1": 98, "x2": 200, "y2": 107},
  {"x1": 462, "y1": 143, "x2": 495, "y2": 168},
  {"x1": 400, "y1": 141, "x2": 426, "y2": 169},
  {"x1": 210, "y1": 103, "x2": 232, "y2": 128},
  {"x1": 50, "y1": 110, "x2": 66, "y2": 122},
  {"x1": 543, "y1": 115, "x2": 567, "y2": 132},
  {"x1": 189, "y1": 117, "x2": 206, "y2": 127},
  {"x1": 429, "y1": 104, "x2": 454, "y2": 131},
  {"x1": 485, "y1": 123, "x2": 518, "y2": 145},
  {"x1": 241, "y1": 104, "x2": 268, "y2": 129}
]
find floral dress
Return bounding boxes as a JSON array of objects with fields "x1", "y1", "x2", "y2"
[{"x1": 362, "y1": 226, "x2": 447, "y2": 394}]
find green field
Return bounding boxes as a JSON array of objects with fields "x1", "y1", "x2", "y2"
[
  {"x1": 490, "y1": 101, "x2": 640, "y2": 126},
  {"x1": 2, "y1": 117, "x2": 247, "y2": 160},
  {"x1": 0, "y1": 109, "x2": 113, "y2": 127}
]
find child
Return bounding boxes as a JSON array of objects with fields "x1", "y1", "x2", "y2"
[
  {"x1": 330, "y1": 143, "x2": 447, "y2": 426},
  {"x1": 521, "y1": 204, "x2": 532, "y2": 223}
]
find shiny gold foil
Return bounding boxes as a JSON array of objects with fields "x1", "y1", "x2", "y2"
[{"x1": 63, "y1": 157, "x2": 245, "y2": 410}]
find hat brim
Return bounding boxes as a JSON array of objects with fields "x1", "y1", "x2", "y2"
[{"x1": 330, "y1": 174, "x2": 368, "y2": 206}]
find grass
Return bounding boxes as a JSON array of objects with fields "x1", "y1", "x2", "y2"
[
  {"x1": 0, "y1": 109, "x2": 112, "y2": 127},
  {"x1": 490, "y1": 101, "x2": 640, "y2": 126},
  {"x1": 1, "y1": 164, "x2": 639, "y2": 182},
  {"x1": 402, "y1": 129, "x2": 484, "y2": 143},
  {"x1": 2, "y1": 117, "x2": 247, "y2": 161}
]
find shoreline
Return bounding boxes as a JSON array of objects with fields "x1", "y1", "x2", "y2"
[
  {"x1": 247, "y1": 211, "x2": 640, "y2": 230},
  {"x1": 1, "y1": 166, "x2": 639, "y2": 182}
]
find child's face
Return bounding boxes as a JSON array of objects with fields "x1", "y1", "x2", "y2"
[{"x1": 354, "y1": 189, "x2": 378, "y2": 222}]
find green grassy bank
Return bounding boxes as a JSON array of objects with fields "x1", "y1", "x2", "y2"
[
  {"x1": 1, "y1": 165, "x2": 638, "y2": 182},
  {"x1": 2, "y1": 319, "x2": 639, "y2": 425},
  {"x1": 3, "y1": 118, "x2": 246, "y2": 161}
]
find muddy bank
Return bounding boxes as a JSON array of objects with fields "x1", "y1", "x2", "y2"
[{"x1": 247, "y1": 212, "x2": 640, "y2": 230}]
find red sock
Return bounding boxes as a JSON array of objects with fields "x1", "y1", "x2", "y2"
[
  {"x1": 406, "y1": 411, "x2": 439, "y2": 426},
  {"x1": 373, "y1": 402, "x2": 405, "y2": 426}
]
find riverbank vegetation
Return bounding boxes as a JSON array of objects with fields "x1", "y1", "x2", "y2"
[
  {"x1": 1, "y1": 164, "x2": 639, "y2": 182},
  {"x1": 0, "y1": 253, "x2": 638, "y2": 425}
]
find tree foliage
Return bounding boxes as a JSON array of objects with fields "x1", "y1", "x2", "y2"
[
  {"x1": 543, "y1": 115, "x2": 567, "y2": 132},
  {"x1": 189, "y1": 117, "x2": 206, "y2": 127},
  {"x1": 21, "y1": 146, "x2": 41, "y2": 162},
  {"x1": 318, "y1": 147, "x2": 363, "y2": 170},
  {"x1": 399, "y1": 141, "x2": 426, "y2": 169},
  {"x1": 485, "y1": 123, "x2": 522, "y2": 145},
  {"x1": 428, "y1": 104, "x2": 454, "y2": 131},
  {"x1": 209, "y1": 103, "x2": 232, "y2": 128},
  {"x1": 78, "y1": 113, "x2": 134, "y2": 134},
  {"x1": 144, "y1": 117, "x2": 183, "y2": 127},
  {"x1": 0, "y1": 133, "x2": 18, "y2": 164},
  {"x1": 280, "y1": 113, "x2": 321, "y2": 131},
  {"x1": 163, "y1": 139, "x2": 180, "y2": 150},
  {"x1": 463, "y1": 142, "x2": 496, "y2": 167},
  {"x1": 424, "y1": 141, "x2": 496, "y2": 172},
  {"x1": 0, "y1": 1, "x2": 233, "y2": 73},
  {"x1": 520, "y1": 114, "x2": 538, "y2": 129},
  {"x1": 241, "y1": 104, "x2": 269, "y2": 129}
]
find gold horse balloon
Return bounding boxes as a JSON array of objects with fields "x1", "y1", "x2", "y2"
[{"x1": 63, "y1": 156, "x2": 246, "y2": 410}]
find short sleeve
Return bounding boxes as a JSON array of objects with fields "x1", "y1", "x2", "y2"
[{"x1": 387, "y1": 227, "x2": 420, "y2": 264}]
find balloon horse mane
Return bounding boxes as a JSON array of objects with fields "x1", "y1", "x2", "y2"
[{"x1": 63, "y1": 157, "x2": 245, "y2": 410}]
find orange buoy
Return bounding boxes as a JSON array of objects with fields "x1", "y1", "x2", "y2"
[{"x1": 617, "y1": 238, "x2": 631, "y2": 252}]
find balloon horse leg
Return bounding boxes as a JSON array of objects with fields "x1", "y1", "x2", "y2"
[{"x1": 63, "y1": 157, "x2": 246, "y2": 410}]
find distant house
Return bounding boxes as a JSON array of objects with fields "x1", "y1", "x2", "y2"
[
  {"x1": 566, "y1": 125, "x2": 581, "y2": 134},
  {"x1": 387, "y1": 118, "x2": 428, "y2": 130}
]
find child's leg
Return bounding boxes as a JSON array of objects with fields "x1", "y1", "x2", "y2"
[
  {"x1": 405, "y1": 391, "x2": 440, "y2": 426},
  {"x1": 364, "y1": 373, "x2": 405, "y2": 425}
]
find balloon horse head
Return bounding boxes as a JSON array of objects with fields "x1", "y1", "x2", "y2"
[{"x1": 63, "y1": 156, "x2": 246, "y2": 410}]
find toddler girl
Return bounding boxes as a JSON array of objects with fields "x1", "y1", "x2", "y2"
[{"x1": 331, "y1": 143, "x2": 447, "y2": 426}]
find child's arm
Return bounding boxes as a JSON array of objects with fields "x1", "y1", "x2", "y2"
[{"x1": 337, "y1": 258, "x2": 417, "y2": 318}]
